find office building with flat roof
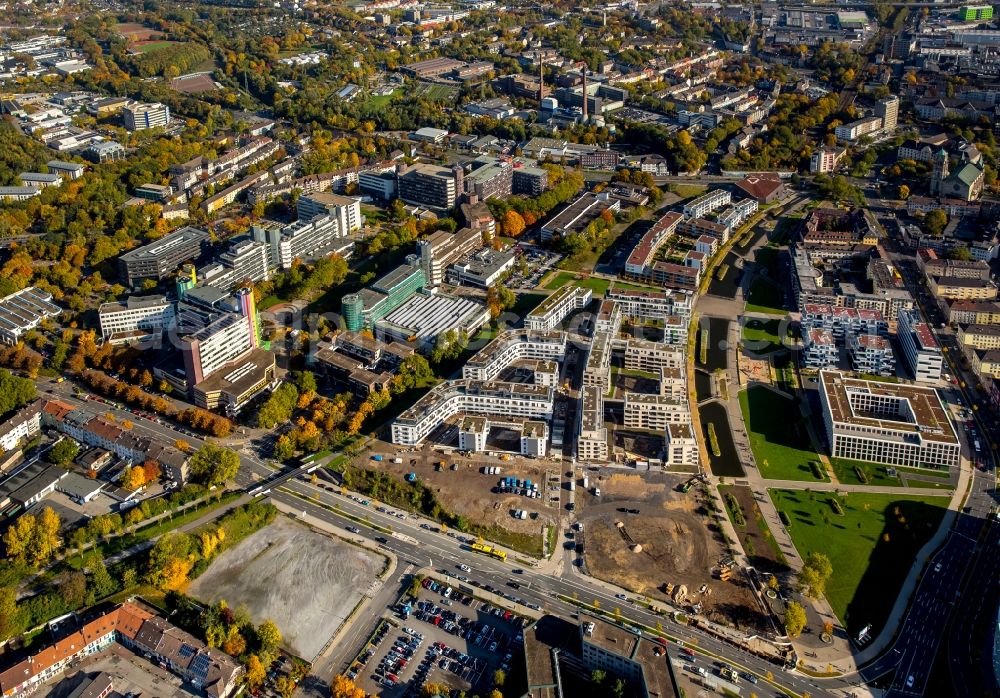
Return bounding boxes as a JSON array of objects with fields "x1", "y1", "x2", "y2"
[
  {"x1": 398, "y1": 163, "x2": 459, "y2": 209},
  {"x1": 579, "y1": 615, "x2": 677, "y2": 698},
  {"x1": 0, "y1": 287, "x2": 61, "y2": 345},
  {"x1": 98, "y1": 295, "x2": 176, "y2": 345},
  {"x1": 819, "y1": 370, "x2": 960, "y2": 469},
  {"x1": 897, "y1": 310, "x2": 943, "y2": 382},
  {"x1": 296, "y1": 191, "x2": 363, "y2": 233},
  {"x1": 117, "y1": 226, "x2": 210, "y2": 287},
  {"x1": 123, "y1": 101, "x2": 170, "y2": 131},
  {"x1": 251, "y1": 214, "x2": 347, "y2": 270},
  {"x1": 376, "y1": 292, "x2": 489, "y2": 350},
  {"x1": 419, "y1": 226, "x2": 489, "y2": 287},
  {"x1": 525, "y1": 286, "x2": 593, "y2": 331}
]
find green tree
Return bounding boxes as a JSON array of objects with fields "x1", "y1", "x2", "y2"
[
  {"x1": 189, "y1": 444, "x2": 241, "y2": 487},
  {"x1": 256, "y1": 619, "x2": 282, "y2": 652},
  {"x1": 784, "y1": 601, "x2": 807, "y2": 637},
  {"x1": 591, "y1": 669, "x2": 606, "y2": 684},
  {"x1": 493, "y1": 669, "x2": 506, "y2": 687},
  {"x1": 798, "y1": 552, "x2": 833, "y2": 598},
  {"x1": 48, "y1": 438, "x2": 80, "y2": 467},
  {"x1": 246, "y1": 654, "x2": 267, "y2": 688},
  {"x1": 923, "y1": 209, "x2": 948, "y2": 236},
  {"x1": 0, "y1": 586, "x2": 18, "y2": 640}
]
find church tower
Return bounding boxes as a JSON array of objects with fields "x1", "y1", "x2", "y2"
[{"x1": 930, "y1": 148, "x2": 949, "y2": 196}]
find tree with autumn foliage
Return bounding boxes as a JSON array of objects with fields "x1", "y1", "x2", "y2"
[
  {"x1": 331, "y1": 674, "x2": 367, "y2": 698},
  {"x1": 502, "y1": 210, "x2": 526, "y2": 237},
  {"x1": 245, "y1": 654, "x2": 267, "y2": 688},
  {"x1": 146, "y1": 531, "x2": 194, "y2": 591},
  {"x1": 122, "y1": 465, "x2": 147, "y2": 492}
]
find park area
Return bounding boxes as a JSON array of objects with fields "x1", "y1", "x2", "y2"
[
  {"x1": 543, "y1": 271, "x2": 611, "y2": 296},
  {"x1": 739, "y1": 386, "x2": 828, "y2": 482},
  {"x1": 741, "y1": 318, "x2": 791, "y2": 355},
  {"x1": 768, "y1": 489, "x2": 948, "y2": 634},
  {"x1": 188, "y1": 516, "x2": 385, "y2": 660}
]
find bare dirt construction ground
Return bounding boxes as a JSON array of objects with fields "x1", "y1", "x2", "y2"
[
  {"x1": 188, "y1": 516, "x2": 384, "y2": 660},
  {"x1": 361, "y1": 440, "x2": 560, "y2": 538},
  {"x1": 582, "y1": 474, "x2": 770, "y2": 633},
  {"x1": 115, "y1": 22, "x2": 163, "y2": 41}
]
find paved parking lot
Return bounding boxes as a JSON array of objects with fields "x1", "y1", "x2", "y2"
[{"x1": 351, "y1": 581, "x2": 525, "y2": 697}]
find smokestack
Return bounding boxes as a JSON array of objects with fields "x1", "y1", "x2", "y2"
[{"x1": 582, "y1": 66, "x2": 588, "y2": 124}]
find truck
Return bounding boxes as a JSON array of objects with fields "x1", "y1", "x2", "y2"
[
  {"x1": 392, "y1": 457, "x2": 403, "y2": 464},
  {"x1": 406, "y1": 472, "x2": 417, "y2": 482},
  {"x1": 372, "y1": 455, "x2": 384, "y2": 462},
  {"x1": 569, "y1": 480, "x2": 576, "y2": 491},
  {"x1": 582, "y1": 475, "x2": 589, "y2": 489},
  {"x1": 593, "y1": 487, "x2": 601, "y2": 497}
]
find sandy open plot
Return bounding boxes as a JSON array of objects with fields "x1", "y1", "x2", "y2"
[{"x1": 188, "y1": 516, "x2": 383, "y2": 660}]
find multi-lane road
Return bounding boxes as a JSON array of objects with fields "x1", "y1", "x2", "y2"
[{"x1": 232, "y1": 453, "x2": 844, "y2": 698}]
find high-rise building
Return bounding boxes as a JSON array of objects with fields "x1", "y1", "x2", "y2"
[
  {"x1": 810, "y1": 146, "x2": 847, "y2": 174},
  {"x1": 876, "y1": 96, "x2": 899, "y2": 132},
  {"x1": 123, "y1": 102, "x2": 171, "y2": 131},
  {"x1": 296, "y1": 192, "x2": 363, "y2": 233},
  {"x1": 897, "y1": 309, "x2": 943, "y2": 382},
  {"x1": 117, "y1": 226, "x2": 210, "y2": 287},
  {"x1": 252, "y1": 214, "x2": 348, "y2": 269},
  {"x1": 418, "y1": 226, "x2": 488, "y2": 287},
  {"x1": 398, "y1": 164, "x2": 458, "y2": 209}
]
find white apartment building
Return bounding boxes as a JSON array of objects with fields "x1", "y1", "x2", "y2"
[
  {"x1": 123, "y1": 102, "x2": 170, "y2": 131},
  {"x1": 525, "y1": 285, "x2": 593, "y2": 331},
  {"x1": 897, "y1": 309, "x2": 943, "y2": 382},
  {"x1": 803, "y1": 327, "x2": 838, "y2": 370},
  {"x1": 392, "y1": 381, "x2": 554, "y2": 446},
  {"x1": 577, "y1": 385, "x2": 608, "y2": 462},
  {"x1": 682, "y1": 189, "x2": 731, "y2": 219},
  {"x1": 810, "y1": 146, "x2": 846, "y2": 174},
  {"x1": 819, "y1": 371, "x2": 960, "y2": 469},
  {"x1": 463, "y1": 330, "x2": 567, "y2": 382},
  {"x1": 594, "y1": 299, "x2": 623, "y2": 336},
  {"x1": 98, "y1": 295, "x2": 176, "y2": 344},
  {"x1": 296, "y1": 192, "x2": 363, "y2": 233},
  {"x1": 717, "y1": 197, "x2": 758, "y2": 233},
  {"x1": 251, "y1": 214, "x2": 345, "y2": 269},
  {"x1": 0, "y1": 400, "x2": 42, "y2": 452},
  {"x1": 623, "y1": 393, "x2": 690, "y2": 430},
  {"x1": 666, "y1": 423, "x2": 699, "y2": 467},
  {"x1": 624, "y1": 339, "x2": 684, "y2": 373},
  {"x1": 834, "y1": 116, "x2": 882, "y2": 141},
  {"x1": 583, "y1": 330, "x2": 613, "y2": 391}
]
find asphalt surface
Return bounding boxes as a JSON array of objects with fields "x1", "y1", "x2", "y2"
[{"x1": 233, "y1": 454, "x2": 843, "y2": 698}]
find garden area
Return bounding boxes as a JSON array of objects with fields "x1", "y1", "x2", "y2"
[
  {"x1": 739, "y1": 386, "x2": 828, "y2": 482},
  {"x1": 741, "y1": 318, "x2": 791, "y2": 355},
  {"x1": 744, "y1": 278, "x2": 786, "y2": 315},
  {"x1": 769, "y1": 489, "x2": 947, "y2": 634},
  {"x1": 543, "y1": 271, "x2": 611, "y2": 296}
]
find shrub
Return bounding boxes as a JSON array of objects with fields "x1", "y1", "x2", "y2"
[
  {"x1": 854, "y1": 466, "x2": 869, "y2": 484},
  {"x1": 809, "y1": 461, "x2": 823, "y2": 480},
  {"x1": 778, "y1": 511, "x2": 791, "y2": 526}
]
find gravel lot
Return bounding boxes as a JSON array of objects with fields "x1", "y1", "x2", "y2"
[{"x1": 189, "y1": 515, "x2": 384, "y2": 659}]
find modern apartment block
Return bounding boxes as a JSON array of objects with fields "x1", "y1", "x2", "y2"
[
  {"x1": 622, "y1": 393, "x2": 689, "y2": 430},
  {"x1": 606, "y1": 286, "x2": 692, "y2": 342},
  {"x1": 577, "y1": 385, "x2": 608, "y2": 462},
  {"x1": 800, "y1": 304, "x2": 888, "y2": 339},
  {"x1": 834, "y1": 116, "x2": 882, "y2": 141},
  {"x1": 251, "y1": 214, "x2": 348, "y2": 269},
  {"x1": 525, "y1": 286, "x2": 593, "y2": 331},
  {"x1": 296, "y1": 191, "x2": 363, "y2": 232},
  {"x1": 463, "y1": 330, "x2": 568, "y2": 382},
  {"x1": 398, "y1": 163, "x2": 460, "y2": 209},
  {"x1": 623, "y1": 340, "x2": 684, "y2": 373},
  {"x1": 810, "y1": 145, "x2": 847, "y2": 173},
  {"x1": 803, "y1": 328, "x2": 839, "y2": 370},
  {"x1": 391, "y1": 380, "x2": 553, "y2": 445},
  {"x1": 578, "y1": 616, "x2": 675, "y2": 698},
  {"x1": 583, "y1": 331, "x2": 613, "y2": 392},
  {"x1": 98, "y1": 295, "x2": 176, "y2": 345},
  {"x1": 897, "y1": 310, "x2": 943, "y2": 382},
  {"x1": 117, "y1": 226, "x2": 210, "y2": 287},
  {"x1": 123, "y1": 101, "x2": 170, "y2": 131},
  {"x1": 848, "y1": 333, "x2": 896, "y2": 376},
  {"x1": 819, "y1": 371, "x2": 960, "y2": 469},
  {"x1": 623, "y1": 211, "x2": 683, "y2": 278},
  {"x1": 666, "y1": 422, "x2": 699, "y2": 467},
  {"x1": 682, "y1": 189, "x2": 731, "y2": 219}
]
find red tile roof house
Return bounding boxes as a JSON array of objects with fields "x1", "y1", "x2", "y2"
[{"x1": 0, "y1": 601, "x2": 242, "y2": 698}]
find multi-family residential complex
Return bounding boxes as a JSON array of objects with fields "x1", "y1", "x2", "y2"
[
  {"x1": 98, "y1": 295, "x2": 176, "y2": 345},
  {"x1": 819, "y1": 371, "x2": 960, "y2": 469},
  {"x1": 958, "y1": 323, "x2": 1000, "y2": 351},
  {"x1": 0, "y1": 287, "x2": 62, "y2": 345},
  {"x1": 803, "y1": 328, "x2": 839, "y2": 370},
  {"x1": 582, "y1": 331, "x2": 613, "y2": 392},
  {"x1": 897, "y1": 310, "x2": 943, "y2": 382},
  {"x1": 801, "y1": 304, "x2": 888, "y2": 338},
  {"x1": 524, "y1": 286, "x2": 593, "y2": 331},
  {"x1": 623, "y1": 211, "x2": 683, "y2": 278},
  {"x1": 623, "y1": 340, "x2": 683, "y2": 373},
  {"x1": 117, "y1": 226, "x2": 210, "y2": 287},
  {"x1": 463, "y1": 331, "x2": 567, "y2": 382},
  {"x1": 391, "y1": 381, "x2": 553, "y2": 446},
  {"x1": 810, "y1": 145, "x2": 847, "y2": 173},
  {"x1": 577, "y1": 385, "x2": 608, "y2": 462},
  {"x1": 622, "y1": 393, "x2": 689, "y2": 430},
  {"x1": 682, "y1": 189, "x2": 731, "y2": 219},
  {"x1": 848, "y1": 333, "x2": 896, "y2": 376}
]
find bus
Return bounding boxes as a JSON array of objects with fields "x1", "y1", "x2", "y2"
[{"x1": 471, "y1": 543, "x2": 507, "y2": 561}]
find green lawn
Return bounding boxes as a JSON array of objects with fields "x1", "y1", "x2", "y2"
[
  {"x1": 745, "y1": 278, "x2": 786, "y2": 315},
  {"x1": 670, "y1": 183, "x2": 708, "y2": 198},
  {"x1": 739, "y1": 387, "x2": 828, "y2": 482},
  {"x1": 830, "y1": 458, "x2": 902, "y2": 487},
  {"x1": 741, "y1": 318, "x2": 789, "y2": 354},
  {"x1": 611, "y1": 280, "x2": 663, "y2": 292},
  {"x1": 136, "y1": 40, "x2": 177, "y2": 54},
  {"x1": 769, "y1": 489, "x2": 948, "y2": 634},
  {"x1": 543, "y1": 271, "x2": 611, "y2": 295}
]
